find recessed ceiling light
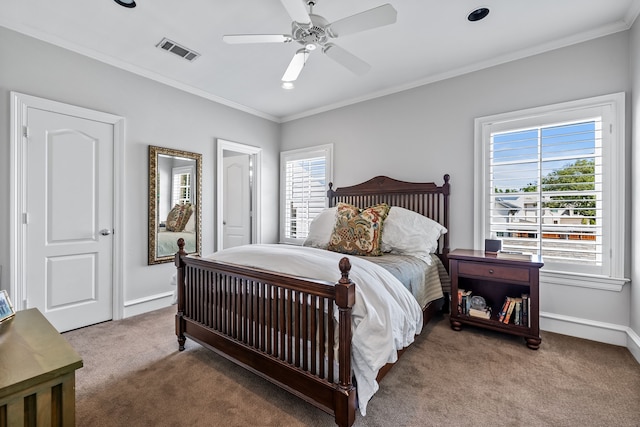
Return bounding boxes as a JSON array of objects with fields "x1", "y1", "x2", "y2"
[
  {"x1": 114, "y1": 0, "x2": 136, "y2": 8},
  {"x1": 281, "y1": 81, "x2": 295, "y2": 90},
  {"x1": 468, "y1": 7, "x2": 489, "y2": 22}
]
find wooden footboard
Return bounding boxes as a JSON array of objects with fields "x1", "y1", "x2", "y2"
[{"x1": 174, "y1": 240, "x2": 357, "y2": 427}]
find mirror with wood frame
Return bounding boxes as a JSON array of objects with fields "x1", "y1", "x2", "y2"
[{"x1": 148, "y1": 145, "x2": 202, "y2": 265}]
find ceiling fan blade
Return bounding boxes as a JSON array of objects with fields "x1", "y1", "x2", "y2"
[
  {"x1": 281, "y1": 49, "x2": 310, "y2": 82},
  {"x1": 280, "y1": 0, "x2": 311, "y2": 25},
  {"x1": 223, "y1": 34, "x2": 292, "y2": 44},
  {"x1": 322, "y1": 43, "x2": 371, "y2": 76},
  {"x1": 327, "y1": 4, "x2": 397, "y2": 37}
]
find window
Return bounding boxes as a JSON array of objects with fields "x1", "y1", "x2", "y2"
[
  {"x1": 172, "y1": 166, "x2": 193, "y2": 206},
  {"x1": 280, "y1": 144, "x2": 333, "y2": 244},
  {"x1": 474, "y1": 93, "x2": 625, "y2": 280}
]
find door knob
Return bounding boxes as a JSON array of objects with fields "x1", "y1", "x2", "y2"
[{"x1": 100, "y1": 229, "x2": 113, "y2": 236}]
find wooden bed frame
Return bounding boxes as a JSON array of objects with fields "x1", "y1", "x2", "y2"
[{"x1": 175, "y1": 175, "x2": 450, "y2": 427}]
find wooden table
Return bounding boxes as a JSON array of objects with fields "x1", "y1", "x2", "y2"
[{"x1": 0, "y1": 308, "x2": 83, "y2": 426}]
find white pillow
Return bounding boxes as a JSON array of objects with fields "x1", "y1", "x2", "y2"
[
  {"x1": 381, "y1": 206, "x2": 447, "y2": 260},
  {"x1": 183, "y1": 209, "x2": 196, "y2": 233},
  {"x1": 302, "y1": 207, "x2": 337, "y2": 249}
]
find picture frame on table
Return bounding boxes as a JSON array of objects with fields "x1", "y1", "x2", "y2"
[{"x1": 0, "y1": 290, "x2": 16, "y2": 323}]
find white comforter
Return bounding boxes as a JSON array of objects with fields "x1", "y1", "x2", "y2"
[{"x1": 206, "y1": 244, "x2": 423, "y2": 416}]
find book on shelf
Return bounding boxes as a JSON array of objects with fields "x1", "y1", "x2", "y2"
[
  {"x1": 503, "y1": 297, "x2": 517, "y2": 324},
  {"x1": 497, "y1": 297, "x2": 512, "y2": 323},
  {"x1": 469, "y1": 307, "x2": 491, "y2": 319},
  {"x1": 521, "y1": 293, "x2": 530, "y2": 327},
  {"x1": 513, "y1": 298, "x2": 522, "y2": 325},
  {"x1": 457, "y1": 289, "x2": 472, "y2": 315}
]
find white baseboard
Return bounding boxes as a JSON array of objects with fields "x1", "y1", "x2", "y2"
[
  {"x1": 627, "y1": 328, "x2": 640, "y2": 364},
  {"x1": 123, "y1": 291, "x2": 174, "y2": 318},
  {"x1": 541, "y1": 311, "x2": 640, "y2": 363}
]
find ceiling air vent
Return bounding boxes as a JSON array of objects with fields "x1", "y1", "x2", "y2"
[{"x1": 156, "y1": 38, "x2": 200, "y2": 62}]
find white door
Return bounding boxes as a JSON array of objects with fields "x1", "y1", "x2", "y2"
[
  {"x1": 223, "y1": 153, "x2": 251, "y2": 248},
  {"x1": 25, "y1": 107, "x2": 114, "y2": 332},
  {"x1": 216, "y1": 139, "x2": 261, "y2": 251}
]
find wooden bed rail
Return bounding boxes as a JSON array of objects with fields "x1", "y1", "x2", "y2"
[{"x1": 175, "y1": 239, "x2": 357, "y2": 426}]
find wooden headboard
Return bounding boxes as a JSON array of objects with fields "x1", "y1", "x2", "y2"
[{"x1": 327, "y1": 174, "x2": 451, "y2": 260}]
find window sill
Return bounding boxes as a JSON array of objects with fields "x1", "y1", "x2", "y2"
[{"x1": 540, "y1": 270, "x2": 629, "y2": 292}]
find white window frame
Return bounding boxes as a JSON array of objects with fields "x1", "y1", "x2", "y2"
[
  {"x1": 280, "y1": 144, "x2": 333, "y2": 245},
  {"x1": 474, "y1": 93, "x2": 626, "y2": 289}
]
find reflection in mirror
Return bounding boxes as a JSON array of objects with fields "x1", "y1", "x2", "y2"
[{"x1": 148, "y1": 145, "x2": 202, "y2": 265}]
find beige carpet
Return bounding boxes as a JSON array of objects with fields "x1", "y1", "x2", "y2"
[{"x1": 63, "y1": 306, "x2": 640, "y2": 427}]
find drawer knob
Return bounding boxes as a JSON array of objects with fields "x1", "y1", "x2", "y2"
[{"x1": 488, "y1": 269, "x2": 494, "y2": 274}]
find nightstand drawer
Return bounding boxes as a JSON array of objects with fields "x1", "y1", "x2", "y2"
[{"x1": 458, "y1": 261, "x2": 530, "y2": 282}]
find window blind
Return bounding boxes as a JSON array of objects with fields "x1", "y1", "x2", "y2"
[
  {"x1": 490, "y1": 118, "x2": 603, "y2": 266},
  {"x1": 283, "y1": 155, "x2": 327, "y2": 240},
  {"x1": 172, "y1": 167, "x2": 192, "y2": 206}
]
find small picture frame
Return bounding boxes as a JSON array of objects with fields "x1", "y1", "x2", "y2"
[{"x1": 0, "y1": 290, "x2": 16, "y2": 323}]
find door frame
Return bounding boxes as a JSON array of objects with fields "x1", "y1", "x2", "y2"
[
  {"x1": 9, "y1": 92, "x2": 125, "y2": 321},
  {"x1": 216, "y1": 139, "x2": 261, "y2": 251}
]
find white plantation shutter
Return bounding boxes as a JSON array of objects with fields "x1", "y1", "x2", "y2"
[
  {"x1": 280, "y1": 145, "x2": 333, "y2": 244},
  {"x1": 476, "y1": 93, "x2": 625, "y2": 279},
  {"x1": 172, "y1": 166, "x2": 193, "y2": 206},
  {"x1": 490, "y1": 119, "x2": 603, "y2": 268}
]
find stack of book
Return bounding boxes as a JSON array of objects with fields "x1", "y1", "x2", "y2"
[
  {"x1": 457, "y1": 289, "x2": 491, "y2": 319},
  {"x1": 469, "y1": 307, "x2": 491, "y2": 319},
  {"x1": 457, "y1": 289, "x2": 471, "y2": 315},
  {"x1": 497, "y1": 294, "x2": 530, "y2": 326}
]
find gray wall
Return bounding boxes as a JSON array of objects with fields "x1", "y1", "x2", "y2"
[
  {"x1": 0, "y1": 26, "x2": 280, "y2": 313},
  {"x1": 0, "y1": 23, "x2": 637, "y2": 354},
  {"x1": 281, "y1": 31, "x2": 636, "y2": 348}
]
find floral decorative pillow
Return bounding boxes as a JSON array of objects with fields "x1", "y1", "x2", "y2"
[
  {"x1": 166, "y1": 203, "x2": 193, "y2": 232},
  {"x1": 327, "y1": 203, "x2": 390, "y2": 256}
]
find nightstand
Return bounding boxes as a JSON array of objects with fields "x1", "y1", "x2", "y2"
[{"x1": 449, "y1": 249, "x2": 544, "y2": 349}]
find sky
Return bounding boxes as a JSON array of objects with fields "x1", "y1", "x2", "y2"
[{"x1": 491, "y1": 120, "x2": 598, "y2": 192}]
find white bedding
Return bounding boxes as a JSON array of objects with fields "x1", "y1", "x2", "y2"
[
  {"x1": 157, "y1": 230, "x2": 196, "y2": 257},
  {"x1": 205, "y1": 243, "x2": 423, "y2": 416}
]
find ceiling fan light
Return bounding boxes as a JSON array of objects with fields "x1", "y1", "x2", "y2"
[
  {"x1": 281, "y1": 81, "x2": 295, "y2": 90},
  {"x1": 281, "y1": 48, "x2": 310, "y2": 82}
]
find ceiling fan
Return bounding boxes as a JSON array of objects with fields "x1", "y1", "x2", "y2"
[{"x1": 222, "y1": 0, "x2": 397, "y2": 86}]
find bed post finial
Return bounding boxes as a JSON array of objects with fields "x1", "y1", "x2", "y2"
[
  {"x1": 335, "y1": 256, "x2": 356, "y2": 426},
  {"x1": 338, "y1": 257, "x2": 351, "y2": 284},
  {"x1": 177, "y1": 238, "x2": 186, "y2": 254},
  {"x1": 327, "y1": 182, "x2": 336, "y2": 208},
  {"x1": 443, "y1": 174, "x2": 450, "y2": 195},
  {"x1": 175, "y1": 238, "x2": 187, "y2": 351}
]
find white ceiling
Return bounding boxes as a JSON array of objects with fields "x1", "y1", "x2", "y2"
[{"x1": 2, "y1": 0, "x2": 639, "y2": 122}]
